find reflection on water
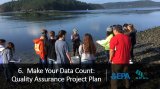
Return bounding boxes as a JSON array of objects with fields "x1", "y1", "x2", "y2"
[{"x1": 0, "y1": 8, "x2": 160, "y2": 61}]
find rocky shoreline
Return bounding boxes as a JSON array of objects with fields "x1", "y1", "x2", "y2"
[{"x1": 135, "y1": 26, "x2": 160, "y2": 64}]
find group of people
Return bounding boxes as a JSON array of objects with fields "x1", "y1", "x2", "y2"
[
  {"x1": 34, "y1": 23, "x2": 136, "y2": 66},
  {"x1": 33, "y1": 28, "x2": 97, "y2": 65},
  {"x1": 33, "y1": 23, "x2": 136, "y2": 89},
  {"x1": 0, "y1": 23, "x2": 137, "y2": 89},
  {"x1": 98, "y1": 23, "x2": 137, "y2": 63},
  {"x1": 98, "y1": 24, "x2": 136, "y2": 89}
]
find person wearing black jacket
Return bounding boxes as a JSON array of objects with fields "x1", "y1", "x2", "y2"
[
  {"x1": 71, "y1": 28, "x2": 81, "y2": 56},
  {"x1": 127, "y1": 24, "x2": 137, "y2": 62},
  {"x1": 47, "y1": 31, "x2": 57, "y2": 66}
]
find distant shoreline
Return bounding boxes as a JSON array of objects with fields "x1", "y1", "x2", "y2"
[{"x1": 1, "y1": 8, "x2": 160, "y2": 21}]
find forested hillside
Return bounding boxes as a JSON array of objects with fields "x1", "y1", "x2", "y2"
[
  {"x1": 102, "y1": 0, "x2": 160, "y2": 9},
  {"x1": 0, "y1": 0, "x2": 102, "y2": 12}
]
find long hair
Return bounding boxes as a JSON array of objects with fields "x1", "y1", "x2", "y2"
[
  {"x1": 7, "y1": 42, "x2": 15, "y2": 56},
  {"x1": 128, "y1": 24, "x2": 135, "y2": 32},
  {"x1": 83, "y1": 33, "x2": 96, "y2": 55}
]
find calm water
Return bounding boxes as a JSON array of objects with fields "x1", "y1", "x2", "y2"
[{"x1": 0, "y1": 8, "x2": 160, "y2": 58}]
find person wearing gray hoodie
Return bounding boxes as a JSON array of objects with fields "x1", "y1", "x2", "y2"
[
  {"x1": 2, "y1": 42, "x2": 15, "y2": 64},
  {"x1": 1, "y1": 42, "x2": 15, "y2": 81}
]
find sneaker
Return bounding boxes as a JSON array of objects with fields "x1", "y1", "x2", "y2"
[{"x1": 129, "y1": 60, "x2": 133, "y2": 64}]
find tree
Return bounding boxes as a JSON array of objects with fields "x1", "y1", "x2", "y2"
[{"x1": 0, "y1": 0, "x2": 103, "y2": 12}]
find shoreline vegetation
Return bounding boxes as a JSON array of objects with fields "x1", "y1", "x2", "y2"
[
  {"x1": 1, "y1": 8, "x2": 160, "y2": 21},
  {"x1": 1, "y1": 0, "x2": 160, "y2": 13},
  {"x1": 1, "y1": 0, "x2": 160, "y2": 21},
  {"x1": 0, "y1": 0, "x2": 102, "y2": 12},
  {"x1": 17, "y1": 26, "x2": 160, "y2": 64},
  {"x1": 0, "y1": 11, "x2": 80, "y2": 21}
]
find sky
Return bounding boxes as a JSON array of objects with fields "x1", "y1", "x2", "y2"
[{"x1": 0, "y1": 0, "x2": 160, "y2": 4}]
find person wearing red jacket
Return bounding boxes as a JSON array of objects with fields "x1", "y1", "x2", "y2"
[{"x1": 33, "y1": 35, "x2": 46, "y2": 64}]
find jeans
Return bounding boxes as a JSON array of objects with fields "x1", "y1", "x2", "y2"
[
  {"x1": 41, "y1": 60, "x2": 47, "y2": 64},
  {"x1": 3, "y1": 64, "x2": 11, "y2": 81},
  {"x1": 39, "y1": 57, "x2": 47, "y2": 65},
  {"x1": 39, "y1": 58, "x2": 47, "y2": 77}
]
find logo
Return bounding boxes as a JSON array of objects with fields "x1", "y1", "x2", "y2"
[
  {"x1": 135, "y1": 70, "x2": 149, "y2": 80},
  {"x1": 111, "y1": 73, "x2": 130, "y2": 80},
  {"x1": 35, "y1": 44, "x2": 40, "y2": 52}
]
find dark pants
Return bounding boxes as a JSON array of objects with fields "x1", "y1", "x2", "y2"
[
  {"x1": 3, "y1": 64, "x2": 11, "y2": 81},
  {"x1": 73, "y1": 43, "x2": 80, "y2": 56},
  {"x1": 39, "y1": 56, "x2": 47, "y2": 77},
  {"x1": 82, "y1": 62, "x2": 96, "y2": 89},
  {"x1": 39, "y1": 55, "x2": 48, "y2": 66},
  {"x1": 106, "y1": 50, "x2": 109, "y2": 62},
  {"x1": 39, "y1": 58, "x2": 47, "y2": 69},
  {"x1": 111, "y1": 64, "x2": 129, "y2": 89},
  {"x1": 58, "y1": 65, "x2": 68, "y2": 89},
  {"x1": 130, "y1": 45, "x2": 135, "y2": 61}
]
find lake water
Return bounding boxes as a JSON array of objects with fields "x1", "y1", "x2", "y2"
[{"x1": 0, "y1": 8, "x2": 160, "y2": 62}]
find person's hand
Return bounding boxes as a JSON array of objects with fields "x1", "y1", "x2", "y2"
[
  {"x1": 70, "y1": 60, "x2": 73, "y2": 64},
  {"x1": 108, "y1": 59, "x2": 112, "y2": 64}
]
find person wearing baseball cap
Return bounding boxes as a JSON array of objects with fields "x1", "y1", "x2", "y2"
[{"x1": 96, "y1": 26, "x2": 114, "y2": 62}]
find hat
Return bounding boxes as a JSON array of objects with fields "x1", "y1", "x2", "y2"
[
  {"x1": 73, "y1": 28, "x2": 78, "y2": 32},
  {"x1": 106, "y1": 27, "x2": 112, "y2": 32}
]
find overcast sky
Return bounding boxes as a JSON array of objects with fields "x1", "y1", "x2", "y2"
[{"x1": 0, "y1": 0, "x2": 160, "y2": 4}]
